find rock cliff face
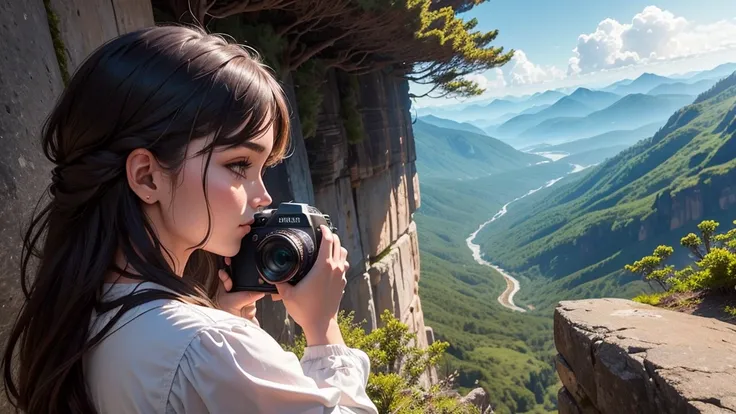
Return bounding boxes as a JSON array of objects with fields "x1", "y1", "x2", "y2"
[
  {"x1": 0, "y1": 1, "x2": 432, "y2": 407},
  {"x1": 554, "y1": 299, "x2": 736, "y2": 414},
  {"x1": 313, "y1": 70, "x2": 424, "y2": 338}
]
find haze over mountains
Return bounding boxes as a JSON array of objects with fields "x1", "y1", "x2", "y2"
[
  {"x1": 416, "y1": 62, "x2": 736, "y2": 152},
  {"x1": 411, "y1": 62, "x2": 736, "y2": 413},
  {"x1": 475, "y1": 71, "x2": 736, "y2": 311}
]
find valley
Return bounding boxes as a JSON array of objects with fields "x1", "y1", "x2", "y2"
[{"x1": 412, "y1": 63, "x2": 736, "y2": 413}]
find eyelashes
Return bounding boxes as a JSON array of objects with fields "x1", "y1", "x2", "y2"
[{"x1": 226, "y1": 158, "x2": 252, "y2": 178}]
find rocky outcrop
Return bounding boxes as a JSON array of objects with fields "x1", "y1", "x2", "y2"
[
  {"x1": 554, "y1": 298, "x2": 736, "y2": 414},
  {"x1": 461, "y1": 388, "x2": 494, "y2": 414}
]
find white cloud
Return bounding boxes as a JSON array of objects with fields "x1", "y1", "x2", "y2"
[
  {"x1": 505, "y1": 50, "x2": 565, "y2": 85},
  {"x1": 569, "y1": 6, "x2": 736, "y2": 75},
  {"x1": 464, "y1": 68, "x2": 507, "y2": 91}
]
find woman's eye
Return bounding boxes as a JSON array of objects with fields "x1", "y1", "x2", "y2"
[{"x1": 226, "y1": 159, "x2": 252, "y2": 178}]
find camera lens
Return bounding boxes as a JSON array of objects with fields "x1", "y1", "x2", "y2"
[
  {"x1": 256, "y1": 229, "x2": 315, "y2": 284},
  {"x1": 263, "y1": 244, "x2": 296, "y2": 274}
]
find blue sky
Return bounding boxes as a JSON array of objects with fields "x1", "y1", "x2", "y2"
[{"x1": 412, "y1": 1, "x2": 736, "y2": 107}]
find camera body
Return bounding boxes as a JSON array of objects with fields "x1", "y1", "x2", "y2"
[{"x1": 229, "y1": 202, "x2": 336, "y2": 293}]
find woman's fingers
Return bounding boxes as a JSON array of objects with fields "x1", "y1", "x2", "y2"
[
  {"x1": 218, "y1": 269, "x2": 233, "y2": 292},
  {"x1": 340, "y1": 247, "x2": 348, "y2": 262},
  {"x1": 331, "y1": 231, "x2": 342, "y2": 266},
  {"x1": 319, "y1": 225, "x2": 334, "y2": 261}
]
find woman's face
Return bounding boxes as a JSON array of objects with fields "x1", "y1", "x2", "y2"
[{"x1": 155, "y1": 124, "x2": 275, "y2": 261}]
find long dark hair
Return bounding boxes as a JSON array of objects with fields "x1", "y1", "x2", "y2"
[{"x1": 1, "y1": 25, "x2": 291, "y2": 413}]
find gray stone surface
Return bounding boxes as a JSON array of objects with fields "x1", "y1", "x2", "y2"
[
  {"x1": 355, "y1": 163, "x2": 414, "y2": 258},
  {"x1": 340, "y1": 272, "x2": 377, "y2": 332},
  {"x1": 0, "y1": 0, "x2": 64, "y2": 410},
  {"x1": 314, "y1": 176, "x2": 366, "y2": 280},
  {"x1": 48, "y1": 0, "x2": 119, "y2": 73},
  {"x1": 369, "y1": 227, "x2": 418, "y2": 325},
  {"x1": 556, "y1": 355, "x2": 599, "y2": 413},
  {"x1": 558, "y1": 387, "x2": 583, "y2": 414},
  {"x1": 460, "y1": 387, "x2": 493, "y2": 414},
  {"x1": 48, "y1": 0, "x2": 155, "y2": 75},
  {"x1": 307, "y1": 69, "x2": 348, "y2": 191},
  {"x1": 425, "y1": 326, "x2": 435, "y2": 345},
  {"x1": 110, "y1": 0, "x2": 154, "y2": 34},
  {"x1": 554, "y1": 298, "x2": 736, "y2": 414}
]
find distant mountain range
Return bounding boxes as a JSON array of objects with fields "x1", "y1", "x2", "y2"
[
  {"x1": 604, "y1": 72, "x2": 678, "y2": 95},
  {"x1": 491, "y1": 88, "x2": 621, "y2": 139},
  {"x1": 647, "y1": 78, "x2": 719, "y2": 96},
  {"x1": 540, "y1": 122, "x2": 662, "y2": 155},
  {"x1": 419, "y1": 115, "x2": 488, "y2": 136},
  {"x1": 514, "y1": 93, "x2": 695, "y2": 146},
  {"x1": 416, "y1": 62, "x2": 736, "y2": 134},
  {"x1": 416, "y1": 90, "x2": 565, "y2": 123},
  {"x1": 475, "y1": 72, "x2": 736, "y2": 311}
]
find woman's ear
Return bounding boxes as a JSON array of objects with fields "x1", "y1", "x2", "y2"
[{"x1": 126, "y1": 149, "x2": 163, "y2": 204}]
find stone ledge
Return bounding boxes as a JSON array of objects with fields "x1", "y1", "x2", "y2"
[{"x1": 554, "y1": 298, "x2": 736, "y2": 414}]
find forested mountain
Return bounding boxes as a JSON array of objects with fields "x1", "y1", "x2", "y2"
[
  {"x1": 413, "y1": 120, "x2": 545, "y2": 180},
  {"x1": 475, "y1": 72, "x2": 736, "y2": 311}
]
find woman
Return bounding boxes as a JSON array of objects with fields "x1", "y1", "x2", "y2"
[{"x1": 1, "y1": 25, "x2": 378, "y2": 414}]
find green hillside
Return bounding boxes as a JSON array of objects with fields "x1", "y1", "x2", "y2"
[
  {"x1": 475, "y1": 72, "x2": 736, "y2": 312},
  {"x1": 413, "y1": 119, "x2": 545, "y2": 180},
  {"x1": 415, "y1": 162, "x2": 573, "y2": 414}
]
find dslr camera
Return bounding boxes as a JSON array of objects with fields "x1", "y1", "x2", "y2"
[{"x1": 229, "y1": 202, "x2": 337, "y2": 293}]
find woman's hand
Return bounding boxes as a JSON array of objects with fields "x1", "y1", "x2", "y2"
[
  {"x1": 275, "y1": 225, "x2": 348, "y2": 346},
  {"x1": 216, "y1": 257, "x2": 265, "y2": 323}
]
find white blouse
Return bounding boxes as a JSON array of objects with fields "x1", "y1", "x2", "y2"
[{"x1": 85, "y1": 282, "x2": 378, "y2": 414}]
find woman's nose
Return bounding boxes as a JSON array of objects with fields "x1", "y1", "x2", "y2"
[{"x1": 252, "y1": 180, "x2": 272, "y2": 209}]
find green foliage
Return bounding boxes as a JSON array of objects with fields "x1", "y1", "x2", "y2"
[
  {"x1": 632, "y1": 292, "x2": 668, "y2": 306},
  {"x1": 626, "y1": 219, "x2": 736, "y2": 309},
  {"x1": 370, "y1": 246, "x2": 393, "y2": 265},
  {"x1": 43, "y1": 0, "x2": 69, "y2": 85},
  {"x1": 624, "y1": 245, "x2": 674, "y2": 290},
  {"x1": 283, "y1": 310, "x2": 483, "y2": 414},
  {"x1": 159, "y1": 1, "x2": 510, "y2": 100},
  {"x1": 410, "y1": 1, "x2": 514, "y2": 98}
]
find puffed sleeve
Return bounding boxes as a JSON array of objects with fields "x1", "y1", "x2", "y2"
[{"x1": 165, "y1": 321, "x2": 378, "y2": 414}]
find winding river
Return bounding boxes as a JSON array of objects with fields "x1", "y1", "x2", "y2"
[{"x1": 466, "y1": 162, "x2": 587, "y2": 312}]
